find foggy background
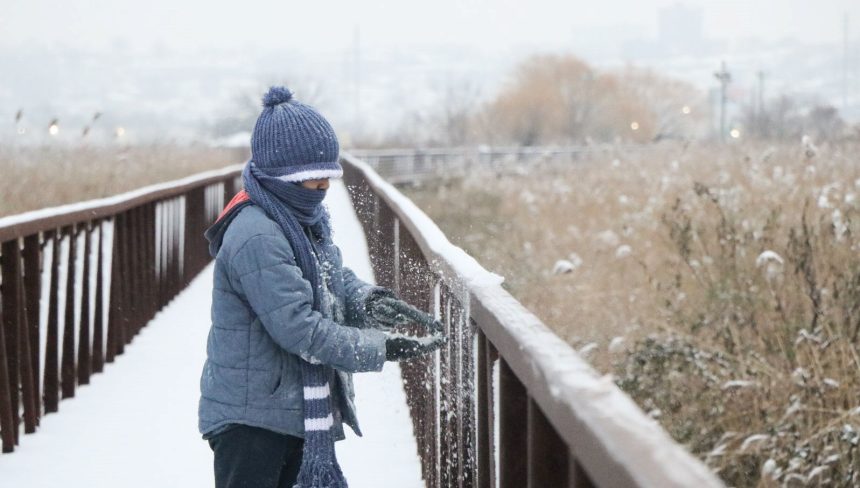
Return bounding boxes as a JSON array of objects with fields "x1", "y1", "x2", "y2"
[{"x1": 2, "y1": 0, "x2": 859, "y2": 145}]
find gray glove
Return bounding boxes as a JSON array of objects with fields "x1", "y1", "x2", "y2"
[
  {"x1": 365, "y1": 291, "x2": 447, "y2": 361},
  {"x1": 363, "y1": 287, "x2": 398, "y2": 327},
  {"x1": 385, "y1": 334, "x2": 446, "y2": 361},
  {"x1": 366, "y1": 295, "x2": 444, "y2": 334}
]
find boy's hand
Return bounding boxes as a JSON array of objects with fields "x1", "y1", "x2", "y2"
[
  {"x1": 363, "y1": 288, "x2": 398, "y2": 329},
  {"x1": 385, "y1": 334, "x2": 446, "y2": 362},
  {"x1": 367, "y1": 296, "x2": 443, "y2": 334}
]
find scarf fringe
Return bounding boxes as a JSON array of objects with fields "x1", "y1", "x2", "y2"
[{"x1": 294, "y1": 449, "x2": 349, "y2": 488}]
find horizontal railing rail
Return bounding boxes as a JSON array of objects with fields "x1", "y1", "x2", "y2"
[
  {"x1": 348, "y1": 145, "x2": 625, "y2": 185},
  {"x1": 0, "y1": 164, "x2": 243, "y2": 453},
  {"x1": 341, "y1": 151, "x2": 723, "y2": 488}
]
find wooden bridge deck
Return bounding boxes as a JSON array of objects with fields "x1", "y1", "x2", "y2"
[{"x1": 0, "y1": 180, "x2": 423, "y2": 487}]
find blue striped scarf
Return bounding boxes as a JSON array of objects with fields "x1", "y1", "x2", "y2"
[{"x1": 242, "y1": 161, "x2": 348, "y2": 488}]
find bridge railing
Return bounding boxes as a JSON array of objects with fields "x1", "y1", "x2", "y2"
[
  {"x1": 341, "y1": 151, "x2": 723, "y2": 488},
  {"x1": 0, "y1": 164, "x2": 243, "y2": 453},
  {"x1": 348, "y1": 145, "x2": 612, "y2": 185},
  {"x1": 2, "y1": 150, "x2": 724, "y2": 487}
]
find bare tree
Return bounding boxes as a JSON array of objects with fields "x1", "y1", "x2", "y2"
[
  {"x1": 434, "y1": 80, "x2": 482, "y2": 146},
  {"x1": 804, "y1": 105, "x2": 844, "y2": 141},
  {"x1": 479, "y1": 54, "x2": 705, "y2": 145}
]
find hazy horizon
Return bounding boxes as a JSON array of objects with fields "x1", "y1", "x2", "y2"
[{"x1": 3, "y1": 1, "x2": 859, "y2": 144}]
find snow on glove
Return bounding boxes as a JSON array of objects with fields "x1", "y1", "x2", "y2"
[
  {"x1": 385, "y1": 333, "x2": 447, "y2": 362},
  {"x1": 363, "y1": 287, "x2": 397, "y2": 328},
  {"x1": 367, "y1": 296, "x2": 443, "y2": 334}
]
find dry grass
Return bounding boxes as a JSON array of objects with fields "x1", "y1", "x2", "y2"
[
  {"x1": 0, "y1": 145, "x2": 247, "y2": 217},
  {"x1": 403, "y1": 141, "x2": 860, "y2": 487}
]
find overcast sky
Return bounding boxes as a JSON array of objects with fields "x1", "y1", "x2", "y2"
[
  {"x1": 3, "y1": 0, "x2": 859, "y2": 53},
  {"x1": 3, "y1": 0, "x2": 859, "y2": 143}
]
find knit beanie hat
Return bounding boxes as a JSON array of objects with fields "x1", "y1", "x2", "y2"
[{"x1": 251, "y1": 86, "x2": 343, "y2": 182}]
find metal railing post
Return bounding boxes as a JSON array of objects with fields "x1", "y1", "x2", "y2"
[
  {"x1": 44, "y1": 231, "x2": 60, "y2": 413},
  {"x1": 1, "y1": 240, "x2": 21, "y2": 445},
  {"x1": 22, "y1": 234, "x2": 41, "y2": 427},
  {"x1": 499, "y1": 358, "x2": 527, "y2": 488},
  {"x1": 92, "y1": 221, "x2": 105, "y2": 374},
  {"x1": 0, "y1": 277, "x2": 13, "y2": 452},
  {"x1": 60, "y1": 225, "x2": 76, "y2": 399},
  {"x1": 78, "y1": 222, "x2": 92, "y2": 385}
]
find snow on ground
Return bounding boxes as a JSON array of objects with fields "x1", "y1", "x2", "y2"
[
  {"x1": 0, "y1": 179, "x2": 423, "y2": 487},
  {"x1": 329, "y1": 180, "x2": 424, "y2": 488}
]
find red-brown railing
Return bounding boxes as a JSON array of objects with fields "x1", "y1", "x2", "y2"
[
  {"x1": 0, "y1": 164, "x2": 242, "y2": 453},
  {"x1": 341, "y1": 151, "x2": 724, "y2": 488}
]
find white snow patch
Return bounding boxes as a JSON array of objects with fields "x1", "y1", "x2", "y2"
[
  {"x1": 615, "y1": 244, "x2": 632, "y2": 259},
  {"x1": 792, "y1": 364, "x2": 810, "y2": 381},
  {"x1": 721, "y1": 380, "x2": 759, "y2": 391},
  {"x1": 755, "y1": 250, "x2": 784, "y2": 267},
  {"x1": 762, "y1": 458, "x2": 779, "y2": 478},
  {"x1": 595, "y1": 229, "x2": 620, "y2": 248},
  {"x1": 608, "y1": 336, "x2": 625, "y2": 354},
  {"x1": 578, "y1": 342, "x2": 598, "y2": 358},
  {"x1": 817, "y1": 183, "x2": 839, "y2": 208},
  {"x1": 740, "y1": 434, "x2": 769, "y2": 451},
  {"x1": 807, "y1": 465, "x2": 828, "y2": 481},
  {"x1": 755, "y1": 250, "x2": 784, "y2": 281},
  {"x1": 552, "y1": 259, "x2": 576, "y2": 275}
]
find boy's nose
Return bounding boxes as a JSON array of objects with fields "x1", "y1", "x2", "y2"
[{"x1": 301, "y1": 178, "x2": 330, "y2": 190}]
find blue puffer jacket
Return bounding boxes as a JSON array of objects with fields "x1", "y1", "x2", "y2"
[{"x1": 198, "y1": 204, "x2": 389, "y2": 441}]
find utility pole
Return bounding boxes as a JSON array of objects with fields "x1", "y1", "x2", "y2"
[
  {"x1": 757, "y1": 70, "x2": 766, "y2": 136},
  {"x1": 714, "y1": 61, "x2": 731, "y2": 142},
  {"x1": 843, "y1": 13, "x2": 849, "y2": 111}
]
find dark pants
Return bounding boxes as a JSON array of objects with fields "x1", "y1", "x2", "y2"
[{"x1": 208, "y1": 425, "x2": 304, "y2": 488}]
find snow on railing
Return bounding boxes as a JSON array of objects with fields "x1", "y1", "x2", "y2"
[
  {"x1": 341, "y1": 151, "x2": 724, "y2": 488},
  {"x1": 0, "y1": 165, "x2": 243, "y2": 453}
]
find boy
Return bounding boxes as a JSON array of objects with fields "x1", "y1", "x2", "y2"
[{"x1": 199, "y1": 86, "x2": 445, "y2": 488}]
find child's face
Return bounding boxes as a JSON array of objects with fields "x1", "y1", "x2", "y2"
[{"x1": 300, "y1": 178, "x2": 330, "y2": 191}]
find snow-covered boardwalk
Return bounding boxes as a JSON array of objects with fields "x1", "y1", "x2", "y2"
[{"x1": 0, "y1": 181, "x2": 423, "y2": 488}]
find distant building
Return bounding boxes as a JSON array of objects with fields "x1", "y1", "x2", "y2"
[{"x1": 623, "y1": 3, "x2": 718, "y2": 59}]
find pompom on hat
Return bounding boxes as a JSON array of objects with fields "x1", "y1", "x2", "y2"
[{"x1": 250, "y1": 86, "x2": 343, "y2": 182}]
